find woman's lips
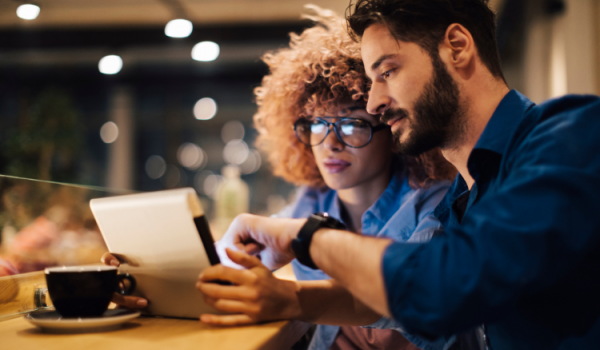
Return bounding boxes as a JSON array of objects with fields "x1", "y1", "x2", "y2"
[{"x1": 323, "y1": 159, "x2": 351, "y2": 174}]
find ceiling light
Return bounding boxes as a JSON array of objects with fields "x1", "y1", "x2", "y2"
[
  {"x1": 191, "y1": 41, "x2": 220, "y2": 62},
  {"x1": 98, "y1": 55, "x2": 123, "y2": 75},
  {"x1": 16, "y1": 4, "x2": 40, "y2": 20},
  {"x1": 165, "y1": 19, "x2": 193, "y2": 38}
]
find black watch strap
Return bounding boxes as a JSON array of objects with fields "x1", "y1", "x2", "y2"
[{"x1": 291, "y1": 213, "x2": 346, "y2": 269}]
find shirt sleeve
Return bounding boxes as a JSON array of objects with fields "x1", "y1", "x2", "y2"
[
  {"x1": 382, "y1": 100, "x2": 600, "y2": 336},
  {"x1": 408, "y1": 182, "x2": 448, "y2": 243}
]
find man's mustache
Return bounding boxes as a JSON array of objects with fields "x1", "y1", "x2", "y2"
[{"x1": 380, "y1": 108, "x2": 409, "y2": 125}]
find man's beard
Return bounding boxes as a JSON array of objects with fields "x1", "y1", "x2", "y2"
[{"x1": 381, "y1": 54, "x2": 464, "y2": 156}]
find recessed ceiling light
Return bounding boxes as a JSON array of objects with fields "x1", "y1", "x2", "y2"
[
  {"x1": 165, "y1": 19, "x2": 193, "y2": 38},
  {"x1": 192, "y1": 41, "x2": 220, "y2": 62},
  {"x1": 16, "y1": 4, "x2": 40, "y2": 20},
  {"x1": 98, "y1": 55, "x2": 123, "y2": 75}
]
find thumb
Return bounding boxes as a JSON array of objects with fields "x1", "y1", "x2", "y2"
[
  {"x1": 235, "y1": 242, "x2": 263, "y2": 255},
  {"x1": 226, "y1": 248, "x2": 263, "y2": 269}
]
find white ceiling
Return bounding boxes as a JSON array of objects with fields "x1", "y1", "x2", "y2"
[
  {"x1": 0, "y1": 0, "x2": 353, "y2": 28},
  {"x1": 0, "y1": 0, "x2": 504, "y2": 29}
]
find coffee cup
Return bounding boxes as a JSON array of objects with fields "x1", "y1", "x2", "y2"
[{"x1": 45, "y1": 266, "x2": 136, "y2": 318}]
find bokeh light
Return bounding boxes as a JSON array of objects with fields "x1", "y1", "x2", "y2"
[
  {"x1": 145, "y1": 155, "x2": 167, "y2": 179},
  {"x1": 194, "y1": 170, "x2": 213, "y2": 194},
  {"x1": 191, "y1": 41, "x2": 220, "y2": 62},
  {"x1": 100, "y1": 121, "x2": 119, "y2": 144},
  {"x1": 164, "y1": 165, "x2": 182, "y2": 188},
  {"x1": 195, "y1": 170, "x2": 223, "y2": 198},
  {"x1": 98, "y1": 55, "x2": 123, "y2": 75},
  {"x1": 177, "y1": 143, "x2": 207, "y2": 170},
  {"x1": 240, "y1": 149, "x2": 262, "y2": 174},
  {"x1": 16, "y1": 4, "x2": 40, "y2": 20},
  {"x1": 164, "y1": 19, "x2": 193, "y2": 38},
  {"x1": 194, "y1": 97, "x2": 217, "y2": 120},
  {"x1": 223, "y1": 139, "x2": 249, "y2": 165},
  {"x1": 221, "y1": 120, "x2": 245, "y2": 143},
  {"x1": 203, "y1": 174, "x2": 223, "y2": 198}
]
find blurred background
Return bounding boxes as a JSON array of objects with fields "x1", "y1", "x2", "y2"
[{"x1": 0, "y1": 0, "x2": 598, "y2": 275}]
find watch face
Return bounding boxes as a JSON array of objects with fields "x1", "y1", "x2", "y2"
[{"x1": 312, "y1": 213, "x2": 346, "y2": 229}]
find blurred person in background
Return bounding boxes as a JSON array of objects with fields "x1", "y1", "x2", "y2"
[
  {"x1": 1, "y1": 183, "x2": 106, "y2": 274},
  {"x1": 196, "y1": 6, "x2": 458, "y2": 350},
  {"x1": 0, "y1": 258, "x2": 18, "y2": 277}
]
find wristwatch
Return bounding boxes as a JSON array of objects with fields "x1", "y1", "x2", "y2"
[{"x1": 291, "y1": 213, "x2": 346, "y2": 269}]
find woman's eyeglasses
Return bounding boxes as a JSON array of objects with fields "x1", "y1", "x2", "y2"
[{"x1": 294, "y1": 117, "x2": 389, "y2": 148}]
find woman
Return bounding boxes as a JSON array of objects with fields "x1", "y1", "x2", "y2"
[{"x1": 196, "y1": 6, "x2": 456, "y2": 350}]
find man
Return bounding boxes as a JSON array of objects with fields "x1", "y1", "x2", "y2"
[{"x1": 198, "y1": 0, "x2": 600, "y2": 348}]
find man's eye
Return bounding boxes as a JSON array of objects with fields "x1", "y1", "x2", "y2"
[{"x1": 381, "y1": 68, "x2": 396, "y2": 80}]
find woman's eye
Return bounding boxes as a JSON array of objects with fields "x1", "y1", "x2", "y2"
[
  {"x1": 349, "y1": 120, "x2": 368, "y2": 128},
  {"x1": 310, "y1": 123, "x2": 326, "y2": 134},
  {"x1": 341, "y1": 121, "x2": 368, "y2": 134}
]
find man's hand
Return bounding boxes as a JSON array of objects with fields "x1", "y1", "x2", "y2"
[
  {"x1": 100, "y1": 252, "x2": 148, "y2": 309},
  {"x1": 196, "y1": 248, "x2": 301, "y2": 326},
  {"x1": 217, "y1": 214, "x2": 306, "y2": 270}
]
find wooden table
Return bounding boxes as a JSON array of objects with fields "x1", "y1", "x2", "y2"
[
  {"x1": 0, "y1": 265, "x2": 309, "y2": 350},
  {"x1": 0, "y1": 315, "x2": 309, "y2": 350}
]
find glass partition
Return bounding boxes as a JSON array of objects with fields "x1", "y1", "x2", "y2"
[{"x1": 0, "y1": 175, "x2": 132, "y2": 277}]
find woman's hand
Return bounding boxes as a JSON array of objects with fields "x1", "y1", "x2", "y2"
[
  {"x1": 197, "y1": 248, "x2": 301, "y2": 326},
  {"x1": 100, "y1": 252, "x2": 148, "y2": 309}
]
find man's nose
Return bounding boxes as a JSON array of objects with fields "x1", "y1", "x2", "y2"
[{"x1": 366, "y1": 83, "x2": 391, "y2": 116}]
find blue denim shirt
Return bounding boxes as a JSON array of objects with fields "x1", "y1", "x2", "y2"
[
  {"x1": 383, "y1": 90, "x2": 600, "y2": 350},
  {"x1": 275, "y1": 167, "x2": 450, "y2": 350}
]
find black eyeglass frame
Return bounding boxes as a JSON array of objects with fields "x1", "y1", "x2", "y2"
[{"x1": 294, "y1": 116, "x2": 390, "y2": 149}]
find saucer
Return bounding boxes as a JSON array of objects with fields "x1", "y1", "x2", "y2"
[{"x1": 25, "y1": 309, "x2": 141, "y2": 333}]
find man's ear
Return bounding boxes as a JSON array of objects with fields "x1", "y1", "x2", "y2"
[{"x1": 440, "y1": 23, "x2": 475, "y2": 75}]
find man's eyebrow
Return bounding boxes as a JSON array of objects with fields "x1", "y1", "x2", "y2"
[{"x1": 370, "y1": 54, "x2": 398, "y2": 71}]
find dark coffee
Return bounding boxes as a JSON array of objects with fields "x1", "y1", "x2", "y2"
[{"x1": 45, "y1": 266, "x2": 135, "y2": 318}]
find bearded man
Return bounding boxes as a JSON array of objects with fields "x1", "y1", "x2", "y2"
[{"x1": 198, "y1": 1, "x2": 600, "y2": 349}]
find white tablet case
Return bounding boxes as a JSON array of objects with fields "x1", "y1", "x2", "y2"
[{"x1": 90, "y1": 188, "x2": 221, "y2": 319}]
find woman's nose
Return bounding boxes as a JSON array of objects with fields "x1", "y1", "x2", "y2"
[{"x1": 323, "y1": 125, "x2": 344, "y2": 151}]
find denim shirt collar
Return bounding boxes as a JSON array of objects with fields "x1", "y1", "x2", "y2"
[
  {"x1": 435, "y1": 90, "x2": 534, "y2": 224},
  {"x1": 328, "y1": 165, "x2": 410, "y2": 234},
  {"x1": 362, "y1": 166, "x2": 411, "y2": 232},
  {"x1": 470, "y1": 90, "x2": 534, "y2": 157}
]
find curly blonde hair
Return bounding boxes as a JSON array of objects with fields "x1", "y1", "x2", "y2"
[{"x1": 254, "y1": 5, "x2": 456, "y2": 188}]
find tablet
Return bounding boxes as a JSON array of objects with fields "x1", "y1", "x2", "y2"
[{"x1": 90, "y1": 188, "x2": 221, "y2": 319}]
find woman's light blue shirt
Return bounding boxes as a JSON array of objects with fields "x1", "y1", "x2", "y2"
[{"x1": 274, "y1": 168, "x2": 450, "y2": 350}]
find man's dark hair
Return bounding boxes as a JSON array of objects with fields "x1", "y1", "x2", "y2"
[{"x1": 347, "y1": 0, "x2": 505, "y2": 81}]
